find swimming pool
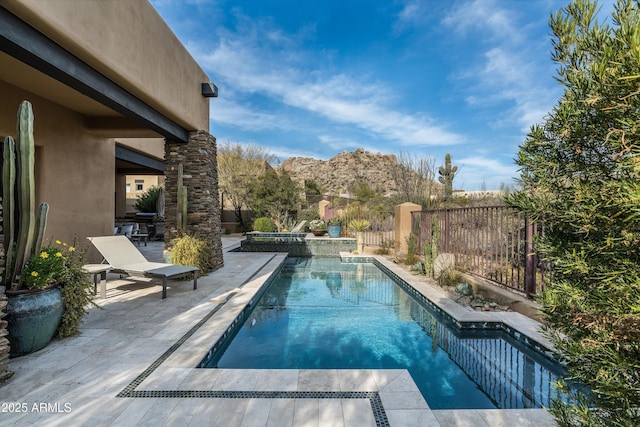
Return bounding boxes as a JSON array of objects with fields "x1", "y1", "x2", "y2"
[{"x1": 200, "y1": 257, "x2": 566, "y2": 410}]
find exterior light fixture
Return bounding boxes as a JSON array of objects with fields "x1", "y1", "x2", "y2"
[{"x1": 201, "y1": 82, "x2": 218, "y2": 98}]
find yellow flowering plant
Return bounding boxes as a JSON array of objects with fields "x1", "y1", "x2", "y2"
[{"x1": 21, "y1": 240, "x2": 76, "y2": 289}]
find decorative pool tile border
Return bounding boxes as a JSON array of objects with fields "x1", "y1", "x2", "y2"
[{"x1": 372, "y1": 258, "x2": 557, "y2": 361}]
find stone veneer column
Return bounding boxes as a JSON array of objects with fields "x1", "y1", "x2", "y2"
[
  {"x1": 165, "y1": 131, "x2": 223, "y2": 271},
  {"x1": 0, "y1": 196, "x2": 11, "y2": 383}
]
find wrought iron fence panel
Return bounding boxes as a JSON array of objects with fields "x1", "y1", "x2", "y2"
[{"x1": 413, "y1": 206, "x2": 547, "y2": 295}]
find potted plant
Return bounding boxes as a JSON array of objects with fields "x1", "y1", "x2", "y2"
[
  {"x1": 348, "y1": 219, "x2": 371, "y2": 253},
  {"x1": 3, "y1": 101, "x2": 94, "y2": 357},
  {"x1": 327, "y1": 218, "x2": 343, "y2": 238},
  {"x1": 308, "y1": 219, "x2": 327, "y2": 236}
]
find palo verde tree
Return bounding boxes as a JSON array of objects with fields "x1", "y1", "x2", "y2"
[
  {"x1": 217, "y1": 142, "x2": 276, "y2": 231},
  {"x1": 506, "y1": 1, "x2": 640, "y2": 425}
]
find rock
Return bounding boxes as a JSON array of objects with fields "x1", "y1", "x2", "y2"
[
  {"x1": 471, "y1": 299, "x2": 484, "y2": 307},
  {"x1": 278, "y1": 149, "x2": 402, "y2": 197},
  {"x1": 456, "y1": 282, "x2": 473, "y2": 296},
  {"x1": 411, "y1": 262, "x2": 425, "y2": 274}
]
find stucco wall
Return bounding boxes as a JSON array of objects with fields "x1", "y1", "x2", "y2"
[
  {"x1": 3, "y1": 0, "x2": 210, "y2": 131},
  {"x1": 0, "y1": 81, "x2": 114, "y2": 251}
]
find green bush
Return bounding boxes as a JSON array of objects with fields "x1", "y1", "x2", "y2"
[
  {"x1": 253, "y1": 217, "x2": 277, "y2": 232},
  {"x1": 135, "y1": 186, "x2": 162, "y2": 213},
  {"x1": 171, "y1": 234, "x2": 214, "y2": 275}
]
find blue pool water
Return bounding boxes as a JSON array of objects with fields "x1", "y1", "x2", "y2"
[{"x1": 202, "y1": 257, "x2": 566, "y2": 409}]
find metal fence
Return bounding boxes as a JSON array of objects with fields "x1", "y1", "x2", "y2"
[
  {"x1": 412, "y1": 206, "x2": 549, "y2": 296},
  {"x1": 361, "y1": 215, "x2": 395, "y2": 249}
]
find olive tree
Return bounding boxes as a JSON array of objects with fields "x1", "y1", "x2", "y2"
[{"x1": 507, "y1": 1, "x2": 640, "y2": 425}]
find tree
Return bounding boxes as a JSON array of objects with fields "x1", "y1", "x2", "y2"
[
  {"x1": 217, "y1": 142, "x2": 276, "y2": 231},
  {"x1": 134, "y1": 186, "x2": 162, "y2": 213},
  {"x1": 507, "y1": 1, "x2": 640, "y2": 425},
  {"x1": 391, "y1": 151, "x2": 437, "y2": 209},
  {"x1": 247, "y1": 169, "x2": 302, "y2": 231}
]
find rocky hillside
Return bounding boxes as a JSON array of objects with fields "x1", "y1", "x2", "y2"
[{"x1": 279, "y1": 148, "x2": 399, "y2": 197}]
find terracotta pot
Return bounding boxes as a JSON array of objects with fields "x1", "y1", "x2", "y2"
[{"x1": 5, "y1": 285, "x2": 64, "y2": 357}]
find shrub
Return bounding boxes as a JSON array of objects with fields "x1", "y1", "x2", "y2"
[
  {"x1": 308, "y1": 219, "x2": 327, "y2": 230},
  {"x1": 253, "y1": 217, "x2": 277, "y2": 232},
  {"x1": 171, "y1": 234, "x2": 214, "y2": 275},
  {"x1": 135, "y1": 186, "x2": 162, "y2": 213},
  {"x1": 298, "y1": 208, "x2": 320, "y2": 221}
]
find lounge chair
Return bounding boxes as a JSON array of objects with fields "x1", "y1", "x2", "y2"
[
  {"x1": 290, "y1": 220, "x2": 307, "y2": 232},
  {"x1": 87, "y1": 235, "x2": 198, "y2": 299}
]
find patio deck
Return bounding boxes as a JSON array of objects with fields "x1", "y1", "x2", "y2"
[{"x1": 1, "y1": 235, "x2": 556, "y2": 426}]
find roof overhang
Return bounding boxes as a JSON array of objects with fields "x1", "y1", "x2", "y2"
[
  {"x1": 115, "y1": 145, "x2": 165, "y2": 175},
  {"x1": 0, "y1": 6, "x2": 190, "y2": 143}
]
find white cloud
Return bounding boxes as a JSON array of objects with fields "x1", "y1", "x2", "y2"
[
  {"x1": 443, "y1": 1, "x2": 560, "y2": 131},
  {"x1": 197, "y1": 15, "x2": 465, "y2": 147},
  {"x1": 443, "y1": 0, "x2": 522, "y2": 43},
  {"x1": 456, "y1": 155, "x2": 519, "y2": 190},
  {"x1": 211, "y1": 99, "x2": 286, "y2": 131}
]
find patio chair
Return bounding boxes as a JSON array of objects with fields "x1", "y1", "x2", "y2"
[
  {"x1": 87, "y1": 235, "x2": 198, "y2": 299},
  {"x1": 117, "y1": 224, "x2": 134, "y2": 238}
]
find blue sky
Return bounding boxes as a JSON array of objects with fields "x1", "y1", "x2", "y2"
[{"x1": 149, "y1": 0, "x2": 614, "y2": 191}]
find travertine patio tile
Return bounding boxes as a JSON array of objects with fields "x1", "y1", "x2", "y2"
[
  {"x1": 386, "y1": 409, "x2": 440, "y2": 427},
  {"x1": 177, "y1": 368, "x2": 222, "y2": 390},
  {"x1": 477, "y1": 408, "x2": 556, "y2": 427},
  {"x1": 240, "y1": 398, "x2": 273, "y2": 427},
  {"x1": 162, "y1": 398, "x2": 205, "y2": 427},
  {"x1": 141, "y1": 368, "x2": 192, "y2": 390},
  {"x1": 293, "y1": 399, "x2": 319, "y2": 427},
  {"x1": 214, "y1": 369, "x2": 260, "y2": 391},
  {"x1": 341, "y1": 398, "x2": 376, "y2": 427},
  {"x1": 432, "y1": 409, "x2": 490, "y2": 426},
  {"x1": 318, "y1": 398, "x2": 344, "y2": 427},
  {"x1": 109, "y1": 397, "x2": 159, "y2": 426},
  {"x1": 379, "y1": 391, "x2": 429, "y2": 410},
  {"x1": 254, "y1": 369, "x2": 299, "y2": 391},
  {"x1": 337, "y1": 370, "x2": 377, "y2": 391},
  {"x1": 373, "y1": 370, "x2": 418, "y2": 393},
  {"x1": 298, "y1": 369, "x2": 340, "y2": 391},
  {"x1": 267, "y1": 398, "x2": 295, "y2": 427}
]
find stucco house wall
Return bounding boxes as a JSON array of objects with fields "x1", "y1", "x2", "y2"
[{"x1": 0, "y1": 80, "x2": 115, "y2": 245}]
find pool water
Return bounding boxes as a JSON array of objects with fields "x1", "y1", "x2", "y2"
[{"x1": 203, "y1": 257, "x2": 566, "y2": 409}]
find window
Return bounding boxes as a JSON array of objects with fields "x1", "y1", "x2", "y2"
[
  {"x1": 126, "y1": 183, "x2": 131, "y2": 193},
  {"x1": 135, "y1": 179, "x2": 144, "y2": 192}
]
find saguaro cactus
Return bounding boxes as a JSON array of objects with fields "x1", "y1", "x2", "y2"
[
  {"x1": 438, "y1": 153, "x2": 458, "y2": 202},
  {"x1": 2, "y1": 101, "x2": 49, "y2": 289},
  {"x1": 423, "y1": 216, "x2": 440, "y2": 278}
]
